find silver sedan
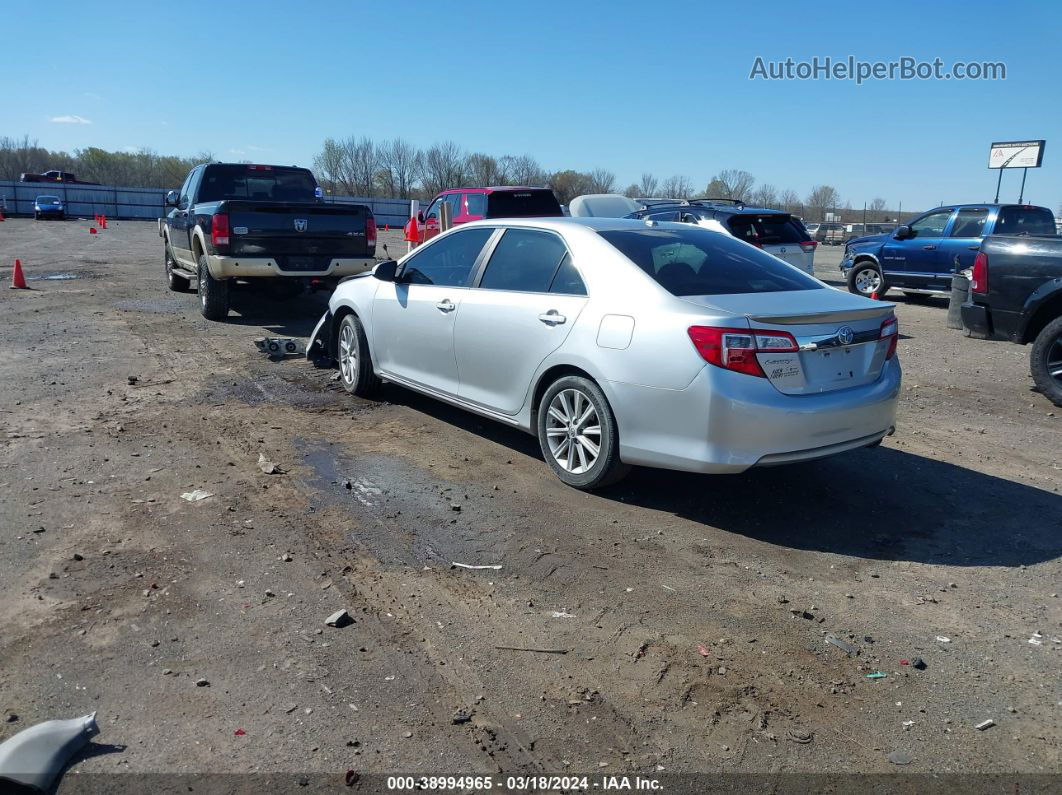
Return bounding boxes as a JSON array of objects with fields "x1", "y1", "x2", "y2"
[{"x1": 309, "y1": 218, "x2": 900, "y2": 489}]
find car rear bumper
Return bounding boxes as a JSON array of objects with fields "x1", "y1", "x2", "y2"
[
  {"x1": 206, "y1": 255, "x2": 376, "y2": 279},
  {"x1": 607, "y1": 359, "x2": 901, "y2": 473}
]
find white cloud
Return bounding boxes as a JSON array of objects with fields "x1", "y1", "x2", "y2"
[{"x1": 50, "y1": 114, "x2": 92, "y2": 124}]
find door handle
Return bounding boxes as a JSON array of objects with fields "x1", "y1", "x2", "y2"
[
  {"x1": 538, "y1": 310, "x2": 567, "y2": 325},
  {"x1": 967, "y1": 246, "x2": 980, "y2": 251},
  {"x1": 435, "y1": 299, "x2": 455, "y2": 313},
  {"x1": 922, "y1": 245, "x2": 937, "y2": 250}
]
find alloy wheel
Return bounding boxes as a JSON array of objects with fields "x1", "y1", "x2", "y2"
[
  {"x1": 1048, "y1": 335, "x2": 1062, "y2": 385},
  {"x1": 854, "y1": 268, "x2": 881, "y2": 294},
  {"x1": 339, "y1": 322, "x2": 358, "y2": 384},
  {"x1": 544, "y1": 388, "x2": 601, "y2": 474}
]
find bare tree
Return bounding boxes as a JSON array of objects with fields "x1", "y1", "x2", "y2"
[
  {"x1": 420, "y1": 141, "x2": 468, "y2": 196},
  {"x1": 806, "y1": 185, "x2": 842, "y2": 222},
  {"x1": 501, "y1": 154, "x2": 546, "y2": 186},
  {"x1": 622, "y1": 183, "x2": 641, "y2": 198},
  {"x1": 377, "y1": 138, "x2": 420, "y2": 198},
  {"x1": 750, "y1": 183, "x2": 778, "y2": 208},
  {"x1": 467, "y1": 153, "x2": 505, "y2": 187},
  {"x1": 869, "y1": 197, "x2": 888, "y2": 220},
  {"x1": 587, "y1": 168, "x2": 616, "y2": 194},
  {"x1": 708, "y1": 169, "x2": 755, "y2": 200},
  {"x1": 637, "y1": 173, "x2": 659, "y2": 197},
  {"x1": 548, "y1": 170, "x2": 593, "y2": 205},
  {"x1": 336, "y1": 136, "x2": 380, "y2": 197},
  {"x1": 778, "y1": 189, "x2": 800, "y2": 214},
  {"x1": 660, "y1": 175, "x2": 694, "y2": 199},
  {"x1": 312, "y1": 137, "x2": 345, "y2": 196}
]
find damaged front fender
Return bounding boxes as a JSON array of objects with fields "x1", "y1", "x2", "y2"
[
  {"x1": 0, "y1": 712, "x2": 99, "y2": 792},
  {"x1": 306, "y1": 310, "x2": 334, "y2": 366}
]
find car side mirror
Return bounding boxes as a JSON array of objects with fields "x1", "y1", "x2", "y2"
[
  {"x1": 893, "y1": 225, "x2": 912, "y2": 240},
  {"x1": 373, "y1": 260, "x2": 399, "y2": 282},
  {"x1": 165, "y1": 190, "x2": 179, "y2": 208}
]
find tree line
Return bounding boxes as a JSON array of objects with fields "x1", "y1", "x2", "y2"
[
  {"x1": 0, "y1": 135, "x2": 212, "y2": 189},
  {"x1": 1, "y1": 133, "x2": 902, "y2": 223}
]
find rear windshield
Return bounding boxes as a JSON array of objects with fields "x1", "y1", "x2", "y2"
[
  {"x1": 726, "y1": 213, "x2": 808, "y2": 245},
  {"x1": 486, "y1": 190, "x2": 562, "y2": 218},
  {"x1": 198, "y1": 165, "x2": 318, "y2": 203},
  {"x1": 994, "y1": 206, "x2": 1056, "y2": 236},
  {"x1": 599, "y1": 227, "x2": 823, "y2": 296}
]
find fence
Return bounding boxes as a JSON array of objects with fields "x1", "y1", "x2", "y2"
[{"x1": 0, "y1": 181, "x2": 416, "y2": 228}]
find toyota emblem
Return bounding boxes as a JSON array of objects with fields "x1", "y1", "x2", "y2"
[{"x1": 837, "y1": 326, "x2": 855, "y2": 345}]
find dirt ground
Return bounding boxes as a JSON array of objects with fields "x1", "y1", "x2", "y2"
[{"x1": 0, "y1": 218, "x2": 1059, "y2": 792}]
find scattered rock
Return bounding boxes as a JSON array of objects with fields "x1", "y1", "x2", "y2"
[
  {"x1": 162, "y1": 669, "x2": 173, "y2": 676},
  {"x1": 888, "y1": 750, "x2": 914, "y2": 765},
  {"x1": 72, "y1": 553, "x2": 84, "y2": 561},
  {"x1": 451, "y1": 708, "x2": 473, "y2": 725},
  {"x1": 258, "y1": 453, "x2": 283, "y2": 475},
  {"x1": 325, "y1": 609, "x2": 353, "y2": 628},
  {"x1": 975, "y1": 719, "x2": 995, "y2": 731},
  {"x1": 403, "y1": 731, "x2": 413, "y2": 739},
  {"x1": 195, "y1": 678, "x2": 210, "y2": 687},
  {"x1": 911, "y1": 657, "x2": 927, "y2": 670},
  {"x1": 787, "y1": 728, "x2": 813, "y2": 744},
  {"x1": 4, "y1": 713, "x2": 17, "y2": 723},
  {"x1": 265, "y1": 589, "x2": 276, "y2": 598}
]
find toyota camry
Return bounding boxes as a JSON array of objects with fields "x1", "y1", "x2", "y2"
[{"x1": 308, "y1": 218, "x2": 900, "y2": 489}]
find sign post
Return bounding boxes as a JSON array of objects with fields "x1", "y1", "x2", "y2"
[{"x1": 988, "y1": 140, "x2": 1045, "y2": 202}]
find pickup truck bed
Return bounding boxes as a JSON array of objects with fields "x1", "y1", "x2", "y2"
[{"x1": 962, "y1": 234, "x2": 1062, "y2": 406}]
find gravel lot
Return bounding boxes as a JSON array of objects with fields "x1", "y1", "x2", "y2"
[{"x1": 0, "y1": 218, "x2": 1059, "y2": 790}]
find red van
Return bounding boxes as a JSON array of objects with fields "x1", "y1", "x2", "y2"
[{"x1": 418, "y1": 186, "x2": 562, "y2": 242}]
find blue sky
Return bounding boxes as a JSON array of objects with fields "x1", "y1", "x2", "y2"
[{"x1": 6, "y1": 0, "x2": 1061, "y2": 211}]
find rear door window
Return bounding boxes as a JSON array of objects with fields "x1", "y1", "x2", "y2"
[
  {"x1": 478, "y1": 229, "x2": 568, "y2": 293},
  {"x1": 948, "y1": 208, "x2": 990, "y2": 237},
  {"x1": 994, "y1": 206, "x2": 1056, "y2": 236},
  {"x1": 598, "y1": 227, "x2": 822, "y2": 296},
  {"x1": 401, "y1": 228, "x2": 494, "y2": 287},
  {"x1": 726, "y1": 214, "x2": 807, "y2": 244},
  {"x1": 486, "y1": 190, "x2": 562, "y2": 217},
  {"x1": 465, "y1": 192, "x2": 487, "y2": 217}
]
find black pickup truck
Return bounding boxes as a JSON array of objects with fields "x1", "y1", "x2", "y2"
[
  {"x1": 161, "y1": 163, "x2": 376, "y2": 320},
  {"x1": 962, "y1": 235, "x2": 1062, "y2": 406}
]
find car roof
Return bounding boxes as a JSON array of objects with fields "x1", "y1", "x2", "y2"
[
  {"x1": 438, "y1": 186, "x2": 551, "y2": 195},
  {"x1": 459, "y1": 216, "x2": 696, "y2": 233},
  {"x1": 35, "y1": 194, "x2": 60, "y2": 199}
]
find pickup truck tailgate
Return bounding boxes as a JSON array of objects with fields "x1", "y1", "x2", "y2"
[{"x1": 226, "y1": 202, "x2": 372, "y2": 270}]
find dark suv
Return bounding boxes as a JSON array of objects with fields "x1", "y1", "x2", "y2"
[{"x1": 626, "y1": 199, "x2": 817, "y2": 274}]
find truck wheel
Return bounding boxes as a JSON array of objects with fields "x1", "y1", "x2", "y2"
[
  {"x1": 848, "y1": 262, "x2": 885, "y2": 297},
  {"x1": 537, "y1": 375, "x2": 629, "y2": 490},
  {"x1": 1030, "y1": 315, "x2": 1062, "y2": 407},
  {"x1": 337, "y1": 313, "x2": 381, "y2": 397},
  {"x1": 197, "y1": 254, "x2": 230, "y2": 321},
  {"x1": 165, "y1": 241, "x2": 190, "y2": 292}
]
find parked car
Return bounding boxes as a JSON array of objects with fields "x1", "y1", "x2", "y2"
[
  {"x1": 307, "y1": 218, "x2": 900, "y2": 489},
  {"x1": 841, "y1": 204, "x2": 1057, "y2": 300},
  {"x1": 625, "y1": 200, "x2": 818, "y2": 275},
  {"x1": 33, "y1": 195, "x2": 65, "y2": 220},
  {"x1": 20, "y1": 170, "x2": 97, "y2": 185},
  {"x1": 961, "y1": 235, "x2": 1062, "y2": 406},
  {"x1": 417, "y1": 186, "x2": 561, "y2": 242},
  {"x1": 161, "y1": 163, "x2": 377, "y2": 320}
]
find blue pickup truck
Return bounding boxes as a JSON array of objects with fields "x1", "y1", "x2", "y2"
[{"x1": 840, "y1": 203, "x2": 1056, "y2": 300}]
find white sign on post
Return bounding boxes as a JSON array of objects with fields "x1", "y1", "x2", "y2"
[{"x1": 988, "y1": 140, "x2": 1045, "y2": 169}]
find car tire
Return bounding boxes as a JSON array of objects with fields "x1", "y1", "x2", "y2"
[
  {"x1": 197, "y1": 254, "x2": 230, "y2": 320},
  {"x1": 847, "y1": 261, "x2": 885, "y2": 297},
  {"x1": 537, "y1": 375, "x2": 629, "y2": 490},
  {"x1": 336, "y1": 313, "x2": 381, "y2": 397},
  {"x1": 1030, "y1": 315, "x2": 1062, "y2": 408},
  {"x1": 165, "y1": 241, "x2": 190, "y2": 292}
]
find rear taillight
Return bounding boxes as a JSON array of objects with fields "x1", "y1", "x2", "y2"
[
  {"x1": 366, "y1": 216, "x2": 377, "y2": 251},
  {"x1": 880, "y1": 315, "x2": 898, "y2": 359},
  {"x1": 800, "y1": 240, "x2": 818, "y2": 253},
  {"x1": 970, "y1": 251, "x2": 988, "y2": 294},
  {"x1": 211, "y1": 214, "x2": 230, "y2": 247},
  {"x1": 688, "y1": 326, "x2": 798, "y2": 377}
]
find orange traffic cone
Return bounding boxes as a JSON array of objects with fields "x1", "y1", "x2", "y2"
[
  {"x1": 10, "y1": 259, "x2": 28, "y2": 289},
  {"x1": 0, "y1": 209, "x2": 6, "y2": 221},
  {"x1": 89, "y1": 227, "x2": 97, "y2": 235},
  {"x1": 870, "y1": 291, "x2": 880, "y2": 300},
  {"x1": 101, "y1": 215, "x2": 107, "y2": 229},
  {"x1": 403, "y1": 216, "x2": 419, "y2": 243},
  {"x1": 384, "y1": 224, "x2": 389, "y2": 232}
]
